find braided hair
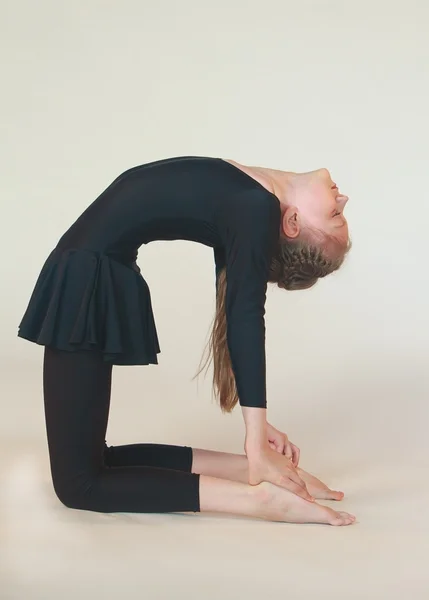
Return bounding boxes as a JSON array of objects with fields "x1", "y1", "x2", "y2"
[{"x1": 269, "y1": 236, "x2": 349, "y2": 291}]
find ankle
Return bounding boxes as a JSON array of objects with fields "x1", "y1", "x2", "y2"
[
  {"x1": 250, "y1": 481, "x2": 273, "y2": 506},
  {"x1": 244, "y1": 482, "x2": 270, "y2": 518},
  {"x1": 236, "y1": 454, "x2": 250, "y2": 483}
]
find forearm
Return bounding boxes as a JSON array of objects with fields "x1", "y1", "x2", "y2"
[{"x1": 241, "y1": 406, "x2": 269, "y2": 455}]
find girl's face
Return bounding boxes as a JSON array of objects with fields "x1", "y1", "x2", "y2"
[{"x1": 283, "y1": 169, "x2": 349, "y2": 245}]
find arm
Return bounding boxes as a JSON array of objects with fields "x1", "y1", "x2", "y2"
[
  {"x1": 215, "y1": 190, "x2": 311, "y2": 499},
  {"x1": 222, "y1": 189, "x2": 279, "y2": 410},
  {"x1": 214, "y1": 242, "x2": 271, "y2": 452},
  {"x1": 218, "y1": 188, "x2": 279, "y2": 435}
]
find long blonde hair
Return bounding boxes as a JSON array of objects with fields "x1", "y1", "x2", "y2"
[{"x1": 195, "y1": 236, "x2": 350, "y2": 413}]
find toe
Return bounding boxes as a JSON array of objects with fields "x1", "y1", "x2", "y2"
[
  {"x1": 338, "y1": 511, "x2": 356, "y2": 525},
  {"x1": 339, "y1": 511, "x2": 355, "y2": 520},
  {"x1": 325, "y1": 508, "x2": 344, "y2": 526},
  {"x1": 321, "y1": 489, "x2": 344, "y2": 501},
  {"x1": 329, "y1": 510, "x2": 355, "y2": 526}
]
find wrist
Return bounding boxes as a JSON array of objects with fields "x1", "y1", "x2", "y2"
[
  {"x1": 245, "y1": 440, "x2": 269, "y2": 459},
  {"x1": 241, "y1": 406, "x2": 269, "y2": 456}
]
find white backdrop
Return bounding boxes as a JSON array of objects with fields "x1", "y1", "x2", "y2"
[{"x1": 1, "y1": 1, "x2": 429, "y2": 599}]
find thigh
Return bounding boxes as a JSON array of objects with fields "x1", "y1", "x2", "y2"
[{"x1": 43, "y1": 347, "x2": 112, "y2": 485}]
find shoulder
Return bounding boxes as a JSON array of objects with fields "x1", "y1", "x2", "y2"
[
  {"x1": 228, "y1": 187, "x2": 281, "y2": 229},
  {"x1": 219, "y1": 188, "x2": 280, "y2": 263},
  {"x1": 222, "y1": 159, "x2": 276, "y2": 194}
]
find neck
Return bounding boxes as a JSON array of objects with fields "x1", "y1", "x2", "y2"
[{"x1": 268, "y1": 170, "x2": 301, "y2": 207}]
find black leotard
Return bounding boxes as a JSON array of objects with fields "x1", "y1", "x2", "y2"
[{"x1": 18, "y1": 157, "x2": 281, "y2": 409}]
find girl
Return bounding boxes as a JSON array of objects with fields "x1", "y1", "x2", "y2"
[{"x1": 18, "y1": 156, "x2": 355, "y2": 526}]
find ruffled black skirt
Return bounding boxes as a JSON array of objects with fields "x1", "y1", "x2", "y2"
[{"x1": 18, "y1": 247, "x2": 160, "y2": 365}]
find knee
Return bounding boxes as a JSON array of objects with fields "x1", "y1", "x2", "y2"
[
  {"x1": 53, "y1": 481, "x2": 86, "y2": 510},
  {"x1": 52, "y1": 474, "x2": 98, "y2": 511}
]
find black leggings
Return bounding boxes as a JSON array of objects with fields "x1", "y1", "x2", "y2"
[{"x1": 43, "y1": 347, "x2": 200, "y2": 513}]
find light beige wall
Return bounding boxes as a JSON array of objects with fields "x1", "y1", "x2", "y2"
[{"x1": 2, "y1": 1, "x2": 428, "y2": 460}]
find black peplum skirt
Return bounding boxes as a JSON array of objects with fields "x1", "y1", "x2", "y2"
[{"x1": 18, "y1": 247, "x2": 160, "y2": 365}]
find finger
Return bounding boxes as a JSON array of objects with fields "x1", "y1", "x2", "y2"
[
  {"x1": 284, "y1": 480, "x2": 314, "y2": 502},
  {"x1": 291, "y1": 444, "x2": 300, "y2": 467},
  {"x1": 269, "y1": 441, "x2": 283, "y2": 453},
  {"x1": 287, "y1": 468, "x2": 309, "y2": 492},
  {"x1": 273, "y1": 437, "x2": 286, "y2": 454},
  {"x1": 270, "y1": 439, "x2": 286, "y2": 454},
  {"x1": 284, "y1": 443, "x2": 293, "y2": 460}
]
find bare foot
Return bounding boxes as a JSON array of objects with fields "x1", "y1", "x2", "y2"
[
  {"x1": 297, "y1": 468, "x2": 344, "y2": 501},
  {"x1": 256, "y1": 482, "x2": 355, "y2": 526}
]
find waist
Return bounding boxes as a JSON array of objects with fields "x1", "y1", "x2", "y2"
[{"x1": 52, "y1": 245, "x2": 140, "y2": 272}]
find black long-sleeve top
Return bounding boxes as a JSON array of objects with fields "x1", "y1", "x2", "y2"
[{"x1": 18, "y1": 156, "x2": 281, "y2": 408}]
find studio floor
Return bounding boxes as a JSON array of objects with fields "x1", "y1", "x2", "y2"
[{"x1": 2, "y1": 364, "x2": 429, "y2": 600}]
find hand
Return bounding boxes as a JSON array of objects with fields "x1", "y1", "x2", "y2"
[
  {"x1": 266, "y1": 422, "x2": 300, "y2": 467},
  {"x1": 246, "y1": 444, "x2": 314, "y2": 502}
]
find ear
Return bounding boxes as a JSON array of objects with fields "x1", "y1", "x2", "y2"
[{"x1": 282, "y1": 206, "x2": 301, "y2": 239}]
